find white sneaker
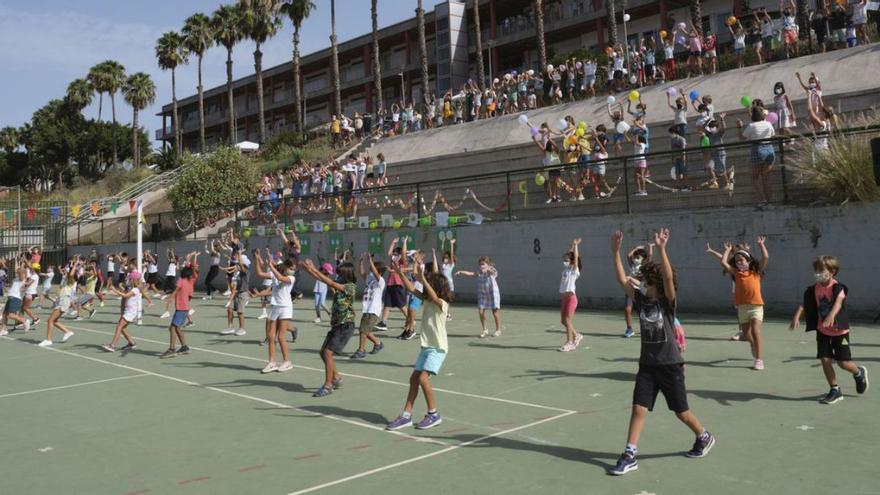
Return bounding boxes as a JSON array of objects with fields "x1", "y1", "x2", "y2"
[
  {"x1": 257, "y1": 312, "x2": 267, "y2": 320},
  {"x1": 261, "y1": 361, "x2": 279, "y2": 373},
  {"x1": 577, "y1": 193, "x2": 585, "y2": 201},
  {"x1": 23, "y1": 319, "x2": 31, "y2": 333},
  {"x1": 159, "y1": 295, "x2": 167, "y2": 301},
  {"x1": 223, "y1": 290, "x2": 231, "y2": 296},
  {"x1": 188, "y1": 309, "x2": 195, "y2": 316},
  {"x1": 224, "y1": 301, "x2": 231, "y2": 308},
  {"x1": 0, "y1": 329, "x2": 8, "y2": 337},
  {"x1": 220, "y1": 328, "x2": 236, "y2": 335},
  {"x1": 313, "y1": 317, "x2": 322, "y2": 324},
  {"x1": 38, "y1": 339, "x2": 52, "y2": 347},
  {"x1": 160, "y1": 311, "x2": 170, "y2": 319},
  {"x1": 277, "y1": 361, "x2": 293, "y2": 372},
  {"x1": 62, "y1": 331, "x2": 74, "y2": 342},
  {"x1": 234, "y1": 328, "x2": 247, "y2": 336}
]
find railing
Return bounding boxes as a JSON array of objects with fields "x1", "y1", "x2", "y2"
[{"x1": 66, "y1": 125, "x2": 879, "y2": 247}]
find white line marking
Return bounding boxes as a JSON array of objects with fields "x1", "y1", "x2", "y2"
[
  {"x1": 65, "y1": 324, "x2": 575, "y2": 414},
  {"x1": 286, "y1": 411, "x2": 577, "y2": 495},
  {"x1": 0, "y1": 374, "x2": 149, "y2": 399},
  {"x1": 0, "y1": 336, "x2": 447, "y2": 447},
  {"x1": 37, "y1": 446, "x2": 54, "y2": 453}
]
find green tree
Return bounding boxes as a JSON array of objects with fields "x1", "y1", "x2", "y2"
[
  {"x1": 280, "y1": 0, "x2": 316, "y2": 134},
  {"x1": 87, "y1": 63, "x2": 107, "y2": 120},
  {"x1": 167, "y1": 146, "x2": 259, "y2": 219},
  {"x1": 212, "y1": 4, "x2": 244, "y2": 144},
  {"x1": 183, "y1": 12, "x2": 215, "y2": 153},
  {"x1": 156, "y1": 31, "x2": 189, "y2": 157},
  {"x1": 238, "y1": 0, "x2": 283, "y2": 144},
  {"x1": 0, "y1": 126, "x2": 19, "y2": 154},
  {"x1": 122, "y1": 73, "x2": 157, "y2": 168},
  {"x1": 66, "y1": 78, "x2": 94, "y2": 114}
]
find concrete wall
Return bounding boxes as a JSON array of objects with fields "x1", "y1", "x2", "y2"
[{"x1": 70, "y1": 202, "x2": 880, "y2": 318}]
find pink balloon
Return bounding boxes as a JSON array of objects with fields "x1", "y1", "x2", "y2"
[
  {"x1": 767, "y1": 112, "x2": 779, "y2": 125},
  {"x1": 530, "y1": 126, "x2": 539, "y2": 137},
  {"x1": 666, "y1": 87, "x2": 678, "y2": 97}
]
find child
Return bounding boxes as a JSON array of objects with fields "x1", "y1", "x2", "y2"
[
  {"x1": 38, "y1": 264, "x2": 55, "y2": 309},
  {"x1": 22, "y1": 265, "x2": 40, "y2": 326},
  {"x1": 559, "y1": 238, "x2": 583, "y2": 352},
  {"x1": 254, "y1": 250, "x2": 295, "y2": 373},
  {"x1": 704, "y1": 115, "x2": 729, "y2": 190},
  {"x1": 623, "y1": 244, "x2": 652, "y2": 338},
  {"x1": 609, "y1": 229, "x2": 714, "y2": 476},
  {"x1": 715, "y1": 237, "x2": 770, "y2": 370},
  {"x1": 386, "y1": 252, "x2": 451, "y2": 431},
  {"x1": 254, "y1": 260, "x2": 274, "y2": 320},
  {"x1": 350, "y1": 253, "x2": 386, "y2": 359},
  {"x1": 789, "y1": 256, "x2": 869, "y2": 404},
  {"x1": 400, "y1": 250, "x2": 426, "y2": 341},
  {"x1": 667, "y1": 90, "x2": 688, "y2": 139},
  {"x1": 38, "y1": 269, "x2": 76, "y2": 347},
  {"x1": 219, "y1": 254, "x2": 250, "y2": 337},
  {"x1": 101, "y1": 273, "x2": 141, "y2": 352},
  {"x1": 440, "y1": 239, "x2": 456, "y2": 320},
  {"x1": 313, "y1": 263, "x2": 332, "y2": 323},
  {"x1": 633, "y1": 134, "x2": 649, "y2": 196},
  {"x1": 301, "y1": 258, "x2": 356, "y2": 397},
  {"x1": 378, "y1": 238, "x2": 410, "y2": 331},
  {"x1": 772, "y1": 82, "x2": 797, "y2": 136},
  {"x1": 669, "y1": 125, "x2": 688, "y2": 191},
  {"x1": 780, "y1": 0, "x2": 799, "y2": 58},
  {"x1": 456, "y1": 256, "x2": 501, "y2": 338},
  {"x1": 158, "y1": 264, "x2": 196, "y2": 358},
  {"x1": 728, "y1": 21, "x2": 746, "y2": 68},
  {"x1": 0, "y1": 260, "x2": 31, "y2": 335}
]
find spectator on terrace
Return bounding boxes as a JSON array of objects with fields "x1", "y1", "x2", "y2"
[
  {"x1": 703, "y1": 29, "x2": 718, "y2": 73},
  {"x1": 330, "y1": 115, "x2": 341, "y2": 146},
  {"x1": 354, "y1": 112, "x2": 363, "y2": 139},
  {"x1": 375, "y1": 153, "x2": 387, "y2": 186},
  {"x1": 809, "y1": 7, "x2": 829, "y2": 54},
  {"x1": 737, "y1": 106, "x2": 777, "y2": 209},
  {"x1": 780, "y1": 0, "x2": 799, "y2": 58}
]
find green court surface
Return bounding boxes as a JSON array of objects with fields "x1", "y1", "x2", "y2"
[{"x1": 1, "y1": 300, "x2": 877, "y2": 495}]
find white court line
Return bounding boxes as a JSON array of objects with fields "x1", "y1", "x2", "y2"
[
  {"x1": 0, "y1": 336, "x2": 447, "y2": 447},
  {"x1": 0, "y1": 374, "x2": 148, "y2": 399},
  {"x1": 286, "y1": 410, "x2": 576, "y2": 495},
  {"x1": 66, "y1": 324, "x2": 576, "y2": 414},
  {"x1": 492, "y1": 360, "x2": 625, "y2": 397}
]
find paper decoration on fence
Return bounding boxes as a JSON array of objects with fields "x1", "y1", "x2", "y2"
[
  {"x1": 466, "y1": 212, "x2": 484, "y2": 225},
  {"x1": 4, "y1": 210, "x2": 12, "y2": 221},
  {"x1": 435, "y1": 211, "x2": 449, "y2": 227},
  {"x1": 298, "y1": 236, "x2": 311, "y2": 255},
  {"x1": 436, "y1": 229, "x2": 456, "y2": 250},
  {"x1": 368, "y1": 232, "x2": 384, "y2": 255},
  {"x1": 26, "y1": 208, "x2": 36, "y2": 221},
  {"x1": 397, "y1": 231, "x2": 416, "y2": 248},
  {"x1": 312, "y1": 220, "x2": 324, "y2": 233},
  {"x1": 90, "y1": 201, "x2": 101, "y2": 216},
  {"x1": 276, "y1": 223, "x2": 285, "y2": 234},
  {"x1": 408, "y1": 212, "x2": 419, "y2": 228},
  {"x1": 129, "y1": 200, "x2": 136, "y2": 211},
  {"x1": 50, "y1": 207, "x2": 60, "y2": 221},
  {"x1": 71, "y1": 204, "x2": 81, "y2": 217},
  {"x1": 336, "y1": 217, "x2": 345, "y2": 231},
  {"x1": 328, "y1": 233, "x2": 344, "y2": 255},
  {"x1": 256, "y1": 225, "x2": 265, "y2": 236},
  {"x1": 381, "y1": 214, "x2": 394, "y2": 228},
  {"x1": 293, "y1": 219, "x2": 305, "y2": 232},
  {"x1": 110, "y1": 201, "x2": 119, "y2": 214},
  {"x1": 358, "y1": 216, "x2": 370, "y2": 229}
]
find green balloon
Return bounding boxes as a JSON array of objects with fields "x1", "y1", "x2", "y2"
[
  {"x1": 740, "y1": 96, "x2": 752, "y2": 108},
  {"x1": 419, "y1": 217, "x2": 432, "y2": 226}
]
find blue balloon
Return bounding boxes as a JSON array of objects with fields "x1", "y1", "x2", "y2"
[{"x1": 689, "y1": 90, "x2": 699, "y2": 102}]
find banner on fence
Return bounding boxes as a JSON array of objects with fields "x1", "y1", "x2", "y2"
[
  {"x1": 368, "y1": 232, "x2": 384, "y2": 255},
  {"x1": 328, "y1": 233, "x2": 344, "y2": 257}
]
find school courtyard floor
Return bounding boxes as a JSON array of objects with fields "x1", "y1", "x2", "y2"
[{"x1": 1, "y1": 300, "x2": 877, "y2": 495}]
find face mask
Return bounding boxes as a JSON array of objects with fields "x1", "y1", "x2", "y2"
[
  {"x1": 632, "y1": 256, "x2": 643, "y2": 266},
  {"x1": 774, "y1": 88, "x2": 783, "y2": 95},
  {"x1": 707, "y1": 126, "x2": 717, "y2": 133},
  {"x1": 479, "y1": 263, "x2": 488, "y2": 271},
  {"x1": 809, "y1": 83, "x2": 816, "y2": 90},
  {"x1": 735, "y1": 259, "x2": 750, "y2": 271},
  {"x1": 814, "y1": 271, "x2": 831, "y2": 284}
]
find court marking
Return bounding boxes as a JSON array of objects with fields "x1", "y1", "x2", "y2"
[
  {"x1": 0, "y1": 374, "x2": 149, "y2": 399},
  {"x1": 66, "y1": 323, "x2": 576, "y2": 414},
  {"x1": 0, "y1": 336, "x2": 448, "y2": 447}
]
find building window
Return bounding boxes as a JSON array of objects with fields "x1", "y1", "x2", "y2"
[{"x1": 438, "y1": 62, "x2": 450, "y2": 76}]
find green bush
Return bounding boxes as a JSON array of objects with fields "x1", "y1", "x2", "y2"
[
  {"x1": 262, "y1": 130, "x2": 308, "y2": 159},
  {"x1": 167, "y1": 146, "x2": 259, "y2": 217},
  {"x1": 790, "y1": 132, "x2": 880, "y2": 204}
]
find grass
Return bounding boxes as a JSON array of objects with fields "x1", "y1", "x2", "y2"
[
  {"x1": 35, "y1": 168, "x2": 157, "y2": 205},
  {"x1": 256, "y1": 135, "x2": 341, "y2": 175}
]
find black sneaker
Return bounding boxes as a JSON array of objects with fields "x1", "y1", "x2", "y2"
[
  {"x1": 685, "y1": 432, "x2": 716, "y2": 458},
  {"x1": 177, "y1": 345, "x2": 191, "y2": 355},
  {"x1": 259, "y1": 337, "x2": 268, "y2": 346},
  {"x1": 349, "y1": 350, "x2": 367, "y2": 360},
  {"x1": 397, "y1": 329, "x2": 409, "y2": 339},
  {"x1": 370, "y1": 342, "x2": 384, "y2": 355},
  {"x1": 159, "y1": 348, "x2": 177, "y2": 359},
  {"x1": 376, "y1": 321, "x2": 388, "y2": 331},
  {"x1": 402, "y1": 329, "x2": 416, "y2": 340},
  {"x1": 820, "y1": 387, "x2": 844, "y2": 404},
  {"x1": 855, "y1": 366, "x2": 869, "y2": 394},
  {"x1": 608, "y1": 452, "x2": 638, "y2": 475},
  {"x1": 120, "y1": 342, "x2": 137, "y2": 351}
]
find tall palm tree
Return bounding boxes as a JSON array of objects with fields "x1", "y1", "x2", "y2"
[
  {"x1": 330, "y1": 0, "x2": 341, "y2": 118},
  {"x1": 606, "y1": 0, "x2": 618, "y2": 47},
  {"x1": 281, "y1": 0, "x2": 316, "y2": 134},
  {"x1": 416, "y1": 0, "x2": 429, "y2": 106},
  {"x1": 211, "y1": 4, "x2": 243, "y2": 144},
  {"x1": 473, "y1": 0, "x2": 485, "y2": 87},
  {"x1": 65, "y1": 78, "x2": 94, "y2": 113},
  {"x1": 689, "y1": 0, "x2": 702, "y2": 35},
  {"x1": 122, "y1": 73, "x2": 157, "y2": 168},
  {"x1": 238, "y1": 0, "x2": 282, "y2": 144},
  {"x1": 156, "y1": 31, "x2": 189, "y2": 157},
  {"x1": 87, "y1": 63, "x2": 108, "y2": 120},
  {"x1": 534, "y1": 0, "x2": 547, "y2": 71},
  {"x1": 183, "y1": 13, "x2": 214, "y2": 153},
  {"x1": 371, "y1": 0, "x2": 383, "y2": 116},
  {"x1": 101, "y1": 60, "x2": 126, "y2": 165},
  {"x1": 0, "y1": 126, "x2": 18, "y2": 154}
]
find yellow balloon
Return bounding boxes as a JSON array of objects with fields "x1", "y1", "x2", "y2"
[
  {"x1": 576, "y1": 128, "x2": 585, "y2": 137},
  {"x1": 660, "y1": 30, "x2": 668, "y2": 39},
  {"x1": 535, "y1": 173, "x2": 546, "y2": 186},
  {"x1": 628, "y1": 90, "x2": 640, "y2": 102},
  {"x1": 728, "y1": 16, "x2": 737, "y2": 26}
]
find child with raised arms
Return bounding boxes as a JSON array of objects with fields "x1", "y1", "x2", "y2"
[
  {"x1": 456, "y1": 256, "x2": 501, "y2": 338},
  {"x1": 37, "y1": 269, "x2": 76, "y2": 347},
  {"x1": 559, "y1": 238, "x2": 583, "y2": 352},
  {"x1": 101, "y1": 272, "x2": 141, "y2": 352},
  {"x1": 350, "y1": 253, "x2": 386, "y2": 360},
  {"x1": 254, "y1": 249, "x2": 295, "y2": 373}
]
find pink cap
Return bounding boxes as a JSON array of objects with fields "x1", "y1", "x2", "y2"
[{"x1": 321, "y1": 262, "x2": 335, "y2": 275}]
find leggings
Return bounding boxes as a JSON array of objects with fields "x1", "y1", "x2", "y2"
[{"x1": 204, "y1": 265, "x2": 220, "y2": 296}]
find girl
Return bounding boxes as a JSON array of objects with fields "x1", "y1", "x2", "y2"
[
  {"x1": 159, "y1": 250, "x2": 179, "y2": 318},
  {"x1": 716, "y1": 237, "x2": 770, "y2": 370},
  {"x1": 533, "y1": 132, "x2": 561, "y2": 204},
  {"x1": 662, "y1": 34, "x2": 676, "y2": 81},
  {"x1": 300, "y1": 258, "x2": 357, "y2": 398},
  {"x1": 631, "y1": 134, "x2": 649, "y2": 196},
  {"x1": 38, "y1": 264, "x2": 55, "y2": 309},
  {"x1": 313, "y1": 263, "x2": 332, "y2": 324},
  {"x1": 350, "y1": 253, "x2": 386, "y2": 359},
  {"x1": 203, "y1": 240, "x2": 222, "y2": 300},
  {"x1": 728, "y1": 21, "x2": 746, "y2": 69},
  {"x1": 38, "y1": 269, "x2": 76, "y2": 347},
  {"x1": 0, "y1": 260, "x2": 31, "y2": 335},
  {"x1": 772, "y1": 82, "x2": 797, "y2": 136},
  {"x1": 385, "y1": 252, "x2": 451, "y2": 431},
  {"x1": 456, "y1": 256, "x2": 501, "y2": 338},
  {"x1": 375, "y1": 153, "x2": 387, "y2": 187},
  {"x1": 105, "y1": 253, "x2": 117, "y2": 292},
  {"x1": 102, "y1": 272, "x2": 141, "y2": 352},
  {"x1": 22, "y1": 264, "x2": 40, "y2": 326},
  {"x1": 736, "y1": 107, "x2": 776, "y2": 209},
  {"x1": 145, "y1": 251, "x2": 162, "y2": 297},
  {"x1": 607, "y1": 101, "x2": 626, "y2": 155},
  {"x1": 780, "y1": 0, "x2": 799, "y2": 58},
  {"x1": 805, "y1": 87, "x2": 839, "y2": 152},
  {"x1": 667, "y1": 90, "x2": 688, "y2": 139},
  {"x1": 254, "y1": 250, "x2": 295, "y2": 373},
  {"x1": 684, "y1": 23, "x2": 703, "y2": 77},
  {"x1": 559, "y1": 238, "x2": 583, "y2": 352},
  {"x1": 440, "y1": 238, "x2": 456, "y2": 320},
  {"x1": 254, "y1": 257, "x2": 274, "y2": 320}
]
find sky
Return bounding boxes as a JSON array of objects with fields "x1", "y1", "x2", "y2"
[{"x1": 0, "y1": 0, "x2": 434, "y2": 146}]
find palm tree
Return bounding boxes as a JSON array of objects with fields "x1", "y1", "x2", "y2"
[
  {"x1": 330, "y1": 0, "x2": 341, "y2": 118},
  {"x1": 689, "y1": 0, "x2": 702, "y2": 35},
  {"x1": 280, "y1": 0, "x2": 316, "y2": 135},
  {"x1": 416, "y1": 0, "x2": 429, "y2": 106},
  {"x1": 101, "y1": 60, "x2": 126, "y2": 165},
  {"x1": 473, "y1": 0, "x2": 485, "y2": 87},
  {"x1": 65, "y1": 78, "x2": 94, "y2": 113},
  {"x1": 211, "y1": 4, "x2": 243, "y2": 144},
  {"x1": 122, "y1": 73, "x2": 157, "y2": 168},
  {"x1": 156, "y1": 31, "x2": 189, "y2": 157},
  {"x1": 606, "y1": 0, "x2": 618, "y2": 47},
  {"x1": 371, "y1": 0, "x2": 383, "y2": 116},
  {"x1": 0, "y1": 126, "x2": 18, "y2": 154},
  {"x1": 183, "y1": 12, "x2": 214, "y2": 153},
  {"x1": 238, "y1": 0, "x2": 282, "y2": 145},
  {"x1": 535, "y1": 0, "x2": 547, "y2": 71},
  {"x1": 87, "y1": 63, "x2": 108, "y2": 120}
]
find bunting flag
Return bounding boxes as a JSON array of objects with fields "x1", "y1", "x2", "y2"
[
  {"x1": 26, "y1": 208, "x2": 36, "y2": 221},
  {"x1": 71, "y1": 204, "x2": 81, "y2": 217},
  {"x1": 129, "y1": 199, "x2": 137, "y2": 212},
  {"x1": 111, "y1": 201, "x2": 119, "y2": 214},
  {"x1": 50, "y1": 207, "x2": 60, "y2": 220},
  {"x1": 136, "y1": 199, "x2": 143, "y2": 209},
  {"x1": 4, "y1": 210, "x2": 13, "y2": 221},
  {"x1": 90, "y1": 201, "x2": 101, "y2": 216}
]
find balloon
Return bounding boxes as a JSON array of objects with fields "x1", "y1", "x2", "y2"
[
  {"x1": 530, "y1": 126, "x2": 539, "y2": 137},
  {"x1": 605, "y1": 46, "x2": 613, "y2": 55},
  {"x1": 629, "y1": 75, "x2": 637, "y2": 85},
  {"x1": 660, "y1": 29, "x2": 668, "y2": 38},
  {"x1": 559, "y1": 65, "x2": 567, "y2": 72},
  {"x1": 419, "y1": 217, "x2": 432, "y2": 227},
  {"x1": 675, "y1": 35, "x2": 686, "y2": 45},
  {"x1": 575, "y1": 61, "x2": 583, "y2": 69},
  {"x1": 629, "y1": 90, "x2": 640, "y2": 102},
  {"x1": 535, "y1": 173, "x2": 546, "y2": 186},
  {"x1": 448, "y1": 216, "x2": 458, "y2": 226},
  {"x1": 512, "y1": 70, "x2": 518, "y2": 76},
  {"x1": 767, "y1": 111, "x2": 779, "y2": 125},
  {"x1": 740, "y1": 96, "x2": 752, "y2": 108},
  {"x1": 677, "y1": 22, "x2": 686, "y2": 30},
  {"x1": 547, "y1": 64, "x2": 554, "y2": 72},
  {"x1": 616, "y1": 121, "x2": 631, "y2": 134},
  {"x1": 370, "y1": 221, "x2": 378, "y2": 229},
  {"x1": 323, "y1": 224, "x2": 330, "y2": 232},
  {"x1": 557, "y1": 118, "x2": 568, "y2": 130},
  {"x1": 700, "y1": 135, "x2": 711, "y2": 147},
  {"x1": 575, "y1": 128, "x2": 585, "y2": 137},
  {"x1": 393, "y1": 220, "x2": 402, "y2": 228},
  {"x1": 728, "y1": 15, "x2": 737, "y2": 26},
  {"x1": 517, "y1": 114, "x2": 529, "y2": 125},
  {"x1": 689, "y1": 90, "x2": 699, "y2": 102},
  {"x1": 527, "y1": 69, "x2": 535, "y2": 76},
  {"x1": 242, "y1": 228, "x2": 252, "y2": 239},
  {"x1": 578, "y1": 121, "x2": 587, "y2": 129},
  {"x1": 623, "y1": 13, "x2": 631, "y2": 22},
  {"x1": 606, "y1": 95, "x2": 616, "y2": 105}
]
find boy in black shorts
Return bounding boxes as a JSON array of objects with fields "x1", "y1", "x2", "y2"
[
  {"x1": 790, "y1": 255, "x2": 868, "y2": 404},
  {"x1": 609, "y1": 228, "x2": 715, "y2": 476}
]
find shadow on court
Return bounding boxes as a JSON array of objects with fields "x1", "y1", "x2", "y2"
[
  {"x1": 513, "y1": 369, "x2": 636, "y2": 382},
  {"x1": 689, "y1": 389, "x2": 819, "y2": 406},
  {"x1": 289, "y1": 404, "x2": 392, "y2": 425}
]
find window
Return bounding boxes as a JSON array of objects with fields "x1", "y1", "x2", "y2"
[{"x1": 438, "y1": 62, "x2": 450, "y2": 76}]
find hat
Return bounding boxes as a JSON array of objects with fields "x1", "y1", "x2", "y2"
[{"x1": 321, "y1": 262, "x2": 335, "y2": 275}]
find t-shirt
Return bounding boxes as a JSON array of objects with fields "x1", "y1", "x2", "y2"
[
  {"x1": 734, "y1": 270, "x2": 764, "y2": 306},
  {"x1": 815, "y1": 280, "x2": 848, "y2": 336},
  {"x1": 420, "y1": 299, "x2": 449, "y2": 352},
  {"x1": 559, "y1": 267, "x2": 580, "y2": 294},
  {"x1": 671, "y1": 134, "x2": 687, "y2": 150},
  {"x1": 761, "y1": 20, "x2": 774, "y2": 37},
  {"x1": 123, "y1": 287, "x2": 142, "y2": 321},
  {"x1": 270, "y1": 274, "x2": 294, "y2": 307},
  {"x1": 26, "y1": 272, "x2": 39, "y2": 296},
  {"x1": 84, "y1": 276, "x2": 97, "y2": 295},
  {"x1": 8, "y1": 279, "x2": 22, "y2": 299},
  {"x1": 362, "y1": 274, "x2": 386, "y2": 316},
  {"x1": 387, "y1": 256, "x2": 406, "y2": 286},
  {"x1": 175, "y1": 277, "x2": 194, "y2": 311},
  {"x1": 165, "y1": 262, "x2": 177, "y2": 277},
  {"x1": 633, "y1": 292, "x2": 683, "y2": 366},
  {"x1": 331, "y1": 282, "x2": 356, "y2": 326},
  {"x1": 674, "y1": 107, "x2": 687, "y2": 125},
  {"x1": 743, "y1": 121, "x2": 775, "y2": 141}
]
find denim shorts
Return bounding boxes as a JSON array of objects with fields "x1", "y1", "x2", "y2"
[
  {"x1": 414, "y1": 347, "x2": 447, "y2": 375},
  {"x1": 171, "y1": 309, "x2": 188, "y2": 327},
  {"x1": 751, "y1": 143, "x2": 775, "y2": 166}
]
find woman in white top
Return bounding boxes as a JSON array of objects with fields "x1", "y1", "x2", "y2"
[
  {"x1": 737, "y1": 107, "x2": 776, "y2": 208},
  {"x1": 39, "y1": 270, "x2": 76, "y2": 347},
  {"x1": 559, "y1": 239, "x2": 583, "y2": 352},
  {"x1": 0, "y1": 261, "x2": 31, "y2": 335},
  {"x1": 254, "y1": 250, "x2": 295, "y2": 374}
]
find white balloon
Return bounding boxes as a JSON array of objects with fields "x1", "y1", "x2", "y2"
[
  {"x1": 517, "y1": 114, "x2": 529, "y2": 125},
  {"x1": 493, "y1": 77, "x2": 499, "y2": 84},
  {"x1": 623, "y1": 13, "x2": 631, "y2": 22},
  {"x1": 606, "y1": 95, "x2": 616, "y2": 105},
  {"x1": 629, "y1": 75, "x2": 638, "y2": 84},
  {"x1": 557, "y1": 118, "x2": 568, "y2": 130},
  {"x1": 547, "y1": 64, "x2": 554, "y2": 72},
  {"x1": 527, "y1": 69, "x2": 535, "y2": 76}
]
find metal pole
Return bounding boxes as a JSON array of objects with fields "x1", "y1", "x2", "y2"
[
  {"x1": 136, "y1": 200, "x2": 143, "y2": 325},
  {"x1": 16, "y1": 186, "x2": 21, "y2": 254}
]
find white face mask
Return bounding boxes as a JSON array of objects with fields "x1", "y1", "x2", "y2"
[
  {"x1": 814, "y1": 271, "x2": 831, "y2": 284},
  {"x1": 774, "y1": 88, "x2": 783, "y2": 95},
  {"x1": 563, "y1": 261, "x2": 570, "y2": 268},
  {"x1": 479, "y1": 263, "x2": 488, "y2": 271},
  {"x1": 735, "y1": 258, "x2": 750, "y2": 271}
]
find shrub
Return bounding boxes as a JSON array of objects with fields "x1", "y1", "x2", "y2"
[
  {"x1": 167, "y1": 146, "x2": 259, "y2": 219},
  {"x1": 790, "y1": 132, "x2": 880, "y2": 204}
]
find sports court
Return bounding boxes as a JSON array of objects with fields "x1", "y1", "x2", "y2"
[{"x1": 2, "y1": 302, "x2": 876, "y2": 495}]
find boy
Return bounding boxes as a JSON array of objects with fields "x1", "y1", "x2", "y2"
[
  {"x1": 609, "y1": 228, "x2": 714, "y2": 475},
  {"x1": 350, "y1": 254, "x2": 386, "y2": 359},
  {"x1": 159, "y1": 264, "x2": 196, "y2": 358},
  {"x1": 789, "y1": 256, "x2": 868, "y2": 404},
  {"x1": 378, "y1": 238, "x2": 409, "y2": 333},
  {"x1": 220, "y1": 253, "x2": 250, "y2": 337}
]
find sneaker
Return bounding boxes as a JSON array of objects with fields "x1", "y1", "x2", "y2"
[
  {"x1": 223, "y1": 290, "x2": 231, "y2": 296},
  {"x1": 608, "y1": 452, "x2": 638, "y2": 475},
  {"x1": 101, "y1": 343, "x2": 116, "y2": 352},
  {"x1": 350, "y1": 350, "x2": 367, "y2": 360},
  {"x1": 573, "y1": 332, "x2": 583, "y2": 347},
  {"x1": 234, "y1": 328, "x2": 247, "y2": 336},
  {"x1": 312, "y1": 385, "x2": 333, "y2": 397},
  {"x1": 61, "y1": 331, "x2": 74, "y2": 342},
  {"x1": 623, "y1": 328, "x2": 635, "y2": 338},
  {"x1": 331, "y1": 378, "x2": 343, "y2": 390},
  {"x1": 291, "y1": 328, "x2": 298, "y2": 343},
  {"x1": 88, "y1": 309, "x2": 97, "y2": 319},
  {"x1": 855, "y1": 366, "x2": 869, "y2": 394},
  {"x1": 415, "y1": 412, "x2": 443, "y2": 430},
  {"x1": 729, "y1": 330, "x2": 743, "y2": 341},
  {"x1": 120, "y1": 342, "x2": 137, "y2": 351},
  {"x1": 820, "y1": 387, "x2": 844, "y2": 404},
  {"x1": 577, "y1": 193, "x2": 585, "y2": 201},
  {"x1": 685, "y1": 432, "x2": 716, "y2": 458},
  {"x1": 753, "y1": 359, "x2": 764, "y2": 370},
  {"x1": 479, "y1": 329, "x2": 489, "y2": 339},
  {"x1": 100, "y1": 301, "x2": 105, "y2": 307},
  {"x1": 220, "y1": 328, "x2": 236, "y2": 335},
  {"x1": 262, "y1": 361, "x2": 279, "y2": 373},
  {"x1": 376, "y1": 321, "x2": 388, "y2": 330},
  {"x1": 403, "y1": 329, "x2": 416, "y2": 340},
  {"x1": 188, "y1": 309, "x2": 195, "y2": 316},
  {"x1": 160, "y1": 311, "x2": 170, "y2": 319},
  {"x1": 159, "y1": 295, "x2": 167, "y2": 301},
  {"x1": 259, "y1": 337, "x2": 268, "y2": 346},
  {"x1": 386, "y1": 415, "x2": 413, "y2": 431},
  {"x1": 493, "y1": 330, "x2": 502, "y2": 337},
  {"x1": 545, "y1": 198, "x2": 554, "y2": 204},
  {"x1": 277, "y1": 361, "x2": 293, "y2": 372},
  {"x1": 708, "y1": 181, "x2": 720, "y2": 189},
  {"x1": 0, "y1": 329, "x2": 7, "y2": 336},
  {"x1": 370, "y1": 343, "x2": 384, "y2": 355},
  {"x1": 177, "y1": 346, "x2": 191, "y2": 355},
  {"x1": 257, "y1": 312, "x2": 268, "y2": 320},
  {"x1": 23, "y1": 319, "x2": 31, "y2": 333},
  {"x1": 38, "y1": 339, "x2": 52, "y2": 347},
  {"x1": 32, "y1": 318, "x2": 40, "y2": 325},
  {"x1": 75, "y1": 316, "x2": 84, "y2": 321},
  {"x1": 202, "y1": 296, "x2": 212, "y2": 301},
  {"x1": 159, "y1": 348, "x2": 177, "y2": 359},
  {"x1": 599, "y1": 191, "x2": 608, "y2": 198},
  {"x1": 559, "y1": 342, "x2": 575, "y2": 352},
  {"x1": 397, "y1": 329, "x2": 409, "y2": 339},
  {"x1": 224, "y1": 301, "x2": 231, "y2": 308},
  {"x1": 313, "y1": 317, "x2": 322, "y2": 324}
]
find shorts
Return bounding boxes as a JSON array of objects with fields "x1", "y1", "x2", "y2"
[
  {"x1": 625, "y1": 295, "x2": 634, "y2": 308},
  {"x1": 751, "y1": 143, "x2": 775, "y2": 167},
  {"x1": 117, "y1": 273, "x2": 126, "y2": 285},
  {"x1": 4, "y1": 297, "x2": 22, "y2": 313},
  {"x1": 735, "y1": 47, "x2": 745, "y2": 54},
  {"x1": 832, "y1": 29, "x2": 846, "y2": 43},
  {"x1": 322, "y1": 322, "x2": 355, "y2": 354},
  {"x1": 816, "y1": 332, "x2": 852, "y2": 361},
  {"x1": 633, "y1": 363, "x2": 689, "y2": 413},
  {"x1": 783, "y1": 29, "x2": 797, "y2": 45},
  {"x1": 590, "y1": 162, "x2": 606, "y2": 176},
  {"x1": 560, "y1": 293, "x2": 578, "y2": 317},
  {"x1": 689, "y1": 50, "x2": 702, "y2": 57},
  {"x1": 709, "y1": 151, "x2": 727, "y2": 174},
  {"x1": 77, "y1": 294, "x2": 95, "y2": 306},
  {"x1": 147, "y1": 272, "x2": 159, "y2": 285},
  {"x1": 704, "y1": 49, "x2": 717, "y2": 58},
  {"x1": 382, "y1": 285, "x2": 407, "y2": 309},
  {"x1": 674, "y1": 158, "x2": 687, "y2": 176},
  {"x1": 56, "y1": 297, "x2": 71, "y2": 314},
  {"x1": 737, "y1": 304, "x2": 764, "y2": 324},
  {"x1": 414, "y1": 347, "x2": 447, "y2": 375},
  {"x1": 106, "y1": 271, "x2": 115, "y2": 282},
  {"x1": 584, "y1": 75, "x2": 596, "y2": 84},
  {"x1": 409, "y1": 295, "x2": 423, "y2": 312},
  {"x1": 610, "y1": 132, "x2": 625, "y2": 144},
  {"x1": 359, "y1": 313, "x2": 379, "y2": 334},
  {"x1": 164, "y1": 276, "x2": 177, "y2": 293},
  {"x1": 613, "y1": 69, "x2": 623, "y2": 80},
  {"x1": 122, "y1": 312, "x2": 138, "y2": 324},
  {"x1": 665, "y1": 59, "x2": 676, "y2": 74},
  {"x1": 644, "y1": 65, "x2": 655, "y2": 78},
  {"x1": 232, "y1": 292, "x2": 249, "y2": 313},
  {"x1": 635, "y1": 159, "x2": 648, "y2": 169},
  {"x1": 269, "y1": 305, "x2": 293, "y2": 321},
  {"x1": 171, "y1": 309, "x2": 188, "y2": 327}
]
